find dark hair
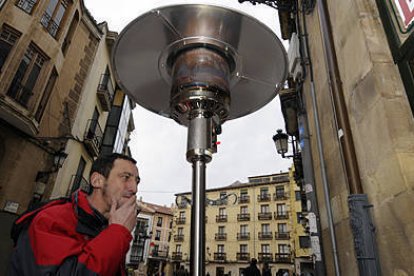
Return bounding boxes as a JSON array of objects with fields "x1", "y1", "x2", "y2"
[{"x1": 90, "y1": 153, "x2": 137, "y2": 181}]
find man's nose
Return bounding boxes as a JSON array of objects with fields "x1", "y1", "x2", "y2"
[{"x1": 126, "y1": 179, "x2": 138, "y2": 194}]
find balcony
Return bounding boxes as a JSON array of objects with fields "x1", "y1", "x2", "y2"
[
  {"x1": 236, "y1": 252, "x2": 250, "y2": 261},
  {"x1": 258, "y1": 253, "x2": 273, "y2": 262},
  {"x1": 274, "y1": 212, "x2": 289, "y2": 220},
  {"x1": 214, "y1": 252, "x2": 226, "y2": 262},
  {"x1": 216, "y1": 214, "x2": 227, "y2": 222},
  {"x1": 96, "y1": 73, "x2": 114, "y2": 111},
  {"x1": 151, "y1": 250, "x2": 168, "y2": 258},
  {"x1": 67, "y1": 175, "x2": 89, "y2": 196},
  {"x1": 84, "y1": 119, "x2": 103, "y2": 157},
  {"x1": 274, "y1": 193, "x2": 288, "y2": 201},
  {"x1": 275, "y1": 253, "x2": 292, "y2": 263},
  {"x1": 258, "y1": 232, "x2": 273, "y2": 240},
  {"x1": 176, "y1": 217, "x2": 186, "y2": 225},
  {"x1": 257, "y1": 193, "x2": 272, "y2": 202},
  {"x1": 275, "y1": 232, "x2": 290, "y2": 240},
  {"x1": 258, "y1": 212, "x2": 272, "y2": 220},
  {"x1": 129, "y1": 254, "x2": 140, "y2": 265},
  {"x1": 174, "y1": 234, "x2": 184, "y2": 242},
  {"x1": 238, "y1": 194, "x2": 250, "y2": 204},
  {"x1": 215, "y1": 233, "x2": 227, "y2": 241},
  {"x1": 237, "y1": 233, "x2": 250, "y2": 240},
  {"x1": 172, "y1": 252, "x2": 182, "y2": 260},
  {"x1": 237, "y1": 213, "x2": 250, "y2": 221},
  {"x1": 1, "y1": 83, "x2": 38, "y2": 135},
  {"x1": 177, "y1": 202, "x2": 188, "y2": 209}
]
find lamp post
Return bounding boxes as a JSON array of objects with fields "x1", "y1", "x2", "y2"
[{"x1": 272, "y1": 128, "x2": 325, "y2": 275}]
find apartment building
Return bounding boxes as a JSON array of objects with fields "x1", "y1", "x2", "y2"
[
  {"x1": 169, "y1": 168, "x2": 312, "y2": 276},
  {"x1": 128, "y1": 200, "x2": 174, "y2": 275},
  {"x1": 0, "y1": 1, "x2": 135, "y2": 272}
]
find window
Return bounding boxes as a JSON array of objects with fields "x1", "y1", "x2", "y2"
[
  {"x1": 113, "y1": 96, "x2": 132, "y2": 153},
  {"x1": 240, "y1": 225, "x2": 248, "y2": 234},
  {"x1": 61, "y1": 11, "x2": 78, "y2": 54},
  {"x1": 260, "y1": 187, "x2": 269, "y2": 196},
  {"x1": 177, "y1": 227, "x2": 183, "y2": 235},
  {"x1": 176, "y1": 244, "x2": 181, "y2": 253},
  {"x1": 295, "y1": 191, "x2": 302, "y2": 201},
  {"x1": 169, "y1": 220, "x2": 173, "y2": 229},
  {"x1": 299, "y1": 236, "x2": 311, "y2": 248},
  {"x1": 240, "y1": 244, "x2": 248, "y2": 253},
  {"x1": 261, "y1": 223, "x2": 270, "y2": 233},
  {"x1": 218, "y1": 207, "x2": 226, "y2": 216},
  {"x1": 218, "y1": 226, "x2": 225, "y2": 234},
  {"x1": 240, "y1": 206, "x2": 248, "y2": 214},
  {"x1": 155, "y1": 230, "x2": 161, "y2": 241},
  {"x1": 7, "y1": 43, "x2": 48, "y2": 107},
  {"x1": 35, "y1": 68, "x2": 57, "y2": 122},
  {"x1": 217, "y1": 244, "x2": 225, "y2": 253},
  {"x1": 157, "y1": 217, "x2": 163, "y2": 227},
  {"x1": 277, "y1": 204, "x2": 286, "y2": 215},
  {"x1": 41, "y1": 0, "x2": 71, "y2": 37},
  {"x1": 278, "y1": 244, "x2": 290, "y2": 254},
  {"x1": 168, "y1": 232, "x2": 171, "y2": 242},
  {"x1": 179, "y1": 211, "x2": 185, "y2": 219},
  {"x1": 276, "y1": 186, "x2": 285, "y2": 197},
  {"x1": 261, "y1": 244, "x2": 270, "y2": 253},
  {"x1": 278, "y1": 223, "x2": 287, "y2": 233},
  {"x1": 260, "y1": 204, "x2": 269, "y2": 213},
  {"x1": 16, "y1": 0, "x2": 38, "y2": 13},
  {"x1": 0, "y1": 25, "x2": 21, "y2": 71}
]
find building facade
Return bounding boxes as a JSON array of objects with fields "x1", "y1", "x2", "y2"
[
  {"x1": 128, "y1": 200, "x2": 174, "y2": 276},
  {"x1": 170, "y1": 169, "x2": 312, "y2": 276},
  {"x1": 276, "y1": 0, "x2": 414, "y2": 275},
  {"x1": 0, "y1": 1, "x2": 135, "y2": 273}
]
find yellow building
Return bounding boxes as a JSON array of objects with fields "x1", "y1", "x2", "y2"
[{"x1": 170, "y1": 168, "x2": 312, "y2": 276}]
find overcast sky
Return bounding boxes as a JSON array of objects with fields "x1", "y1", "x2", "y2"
[{"x1": 83, "y1": 0, "x2": 292, "y2": 206}]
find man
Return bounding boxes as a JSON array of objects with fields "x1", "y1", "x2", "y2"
[
  {"x1": 8, "y1": 153, "x2": 140, "y2": 276},
  {"x1": 243, "y1": 258, "x2": 261, "y2": 276}
]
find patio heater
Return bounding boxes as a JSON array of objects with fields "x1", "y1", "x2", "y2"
[{"x1": 112, "y1": 4, "x2": 287, "y2": 275}]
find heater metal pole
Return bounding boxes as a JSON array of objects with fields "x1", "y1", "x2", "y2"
[
  {"x1": 190, "y1": 159, "x2": 206, "y2": 276},
  {"x1": 187, "y1": 113, "x2": 213, "y2": 276}
]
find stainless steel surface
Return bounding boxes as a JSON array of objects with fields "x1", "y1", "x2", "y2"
[
  {"x1": 187, "y1": 114, "x2": 213, "y2": 162},
  {"x1": 112, "y1": 4, "x2": 287, "y2": 120},
  {"x1": 191, "y1": 159, "x2": 206, "y2": 276}
]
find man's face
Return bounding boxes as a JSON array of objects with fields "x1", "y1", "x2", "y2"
[{"x1": 102, "y1": 158, "x2": 139, "y2": 209}]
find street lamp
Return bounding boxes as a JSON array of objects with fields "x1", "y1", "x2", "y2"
[
  {"x1": 272, "y1": 129, "x2": 289, "y2": 157},
  {"x1": 53, "y1": 150, "x2": 68, "y2": 169}
]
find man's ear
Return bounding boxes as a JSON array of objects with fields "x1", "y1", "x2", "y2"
[{"x1": 90, "y1": 172, "x2": 105, "y2": 189}]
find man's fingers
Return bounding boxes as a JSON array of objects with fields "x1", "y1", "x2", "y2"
[{"x1": 110, "y1": 198, "x2": 117, "y2": 213}]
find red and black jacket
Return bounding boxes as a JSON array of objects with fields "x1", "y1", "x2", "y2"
[{"x1": 8, "y1": 191, "x2": 132, "y2": 276}]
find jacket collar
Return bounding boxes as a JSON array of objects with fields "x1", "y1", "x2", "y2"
[{"x1": 73, "y1": 190, "x2": 108, "y2": 237}]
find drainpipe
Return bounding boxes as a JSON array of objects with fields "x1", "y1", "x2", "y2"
[
  {"x1": 315, "y1": 1, "x2": 381, "y2": 275},
  {"x1": 294, "y1": 1, "x2": 327, "y2": 275}
]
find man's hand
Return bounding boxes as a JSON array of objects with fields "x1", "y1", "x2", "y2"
[{"x1": 109, "y1": 196, "x2": 137, "y2": 231}]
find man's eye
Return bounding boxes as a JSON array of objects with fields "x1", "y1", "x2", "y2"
[{"x1": 122, "y1": 175, "x2": 130, "y2": 181}]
